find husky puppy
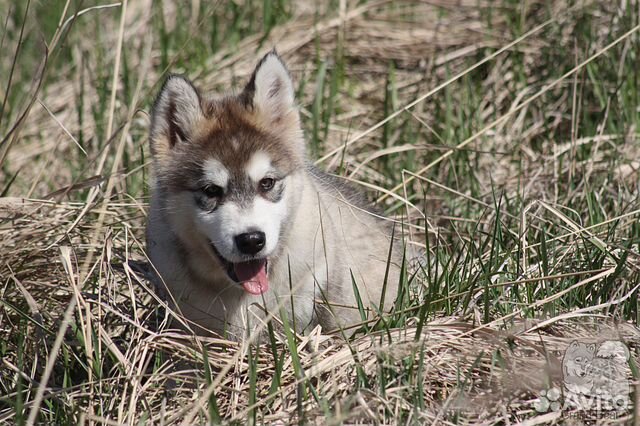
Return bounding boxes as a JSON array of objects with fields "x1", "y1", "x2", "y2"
[{"x1": 147, "y1": 51, "x2": 403, "y2": 340}]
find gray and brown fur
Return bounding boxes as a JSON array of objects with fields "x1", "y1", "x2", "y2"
[{"x1": 147, "y1": 51, "x2": 404, "y2": 340}]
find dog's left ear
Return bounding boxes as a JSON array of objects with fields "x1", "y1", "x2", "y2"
[
  {"x1": 243, "y1": 51, "x2": 304, "y2": 159},
  {"x1": 243, "y1": 51, "x2": 297, "y2": 126}
]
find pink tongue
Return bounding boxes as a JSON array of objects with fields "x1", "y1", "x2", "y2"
[{"x1": 234, "y1": 260, "x2": 269, "y2": 295}]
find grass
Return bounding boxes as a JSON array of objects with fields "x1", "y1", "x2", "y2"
[{"x1": 1, "y1": 0, "x2": 640, "y2": 424}]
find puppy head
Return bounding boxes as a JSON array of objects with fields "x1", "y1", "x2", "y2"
[{"x1": 149, "y1": 51, "x2": 304, "y2": 294}]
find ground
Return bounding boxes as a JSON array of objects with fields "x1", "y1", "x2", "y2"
[{"x1": 1, "y1": 0, "x2": 640, "y2": 424}]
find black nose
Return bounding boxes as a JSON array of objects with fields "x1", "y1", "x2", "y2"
[{"x1": 235, "y1": 231, "x2": 266, "y2": 255}]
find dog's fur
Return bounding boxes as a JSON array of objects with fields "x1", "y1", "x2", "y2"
[{"x1": 147, "y1": 51, "x2": 403, "y2": 340}]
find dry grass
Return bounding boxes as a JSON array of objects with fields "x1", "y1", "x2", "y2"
[{"x1": 1, "y1": 0, "x2": 640, "y2": 424}]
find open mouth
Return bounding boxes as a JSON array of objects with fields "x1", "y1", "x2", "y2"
[{"x1": 209, "y1": 242, "x2": 269, "y2": 295}]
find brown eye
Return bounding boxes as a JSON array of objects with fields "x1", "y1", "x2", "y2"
[
  {"x1": 259, "y1": 178, "x2": 275, "y2": 191},
  {"x1": 202, "y1": 184, "x2": 223, "y2": 198}
]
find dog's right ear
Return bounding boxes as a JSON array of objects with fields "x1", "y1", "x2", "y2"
[{"x1": 149, "y1": 75, "x2": 203, "y2": 158}]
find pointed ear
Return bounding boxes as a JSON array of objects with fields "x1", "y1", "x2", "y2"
[
  {"x1": 149, "y1": 75, "x2": 204, "y2": 158},
  {"x1": 243, "y1": 51, "x2": 297, "y2": 124}
]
